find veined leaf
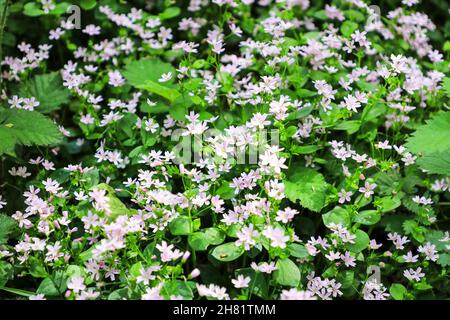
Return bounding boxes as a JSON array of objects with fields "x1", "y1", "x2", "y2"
[
  {"x1": 18, "y1": 72, "x2": 71, "y2": 113},
  {"x1": 137, "y1": 80, "x2": 181, "y2": 102},
  {"x1": 284, "y1": 167, "x2": 329, "y2": 212},
  {"x1": 406, "y1": 111, "x2": 450, "y2": 155},
  {"x1": 0, "y1": 109, "x2": 63, "y2": 154}
]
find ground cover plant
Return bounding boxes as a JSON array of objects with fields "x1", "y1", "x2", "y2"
[{"x1": 0, "y1": 0, "x2": 449, "y2": 300}]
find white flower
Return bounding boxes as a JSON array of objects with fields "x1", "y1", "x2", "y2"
[
  {"x1": 262, "y1": 226, "x2": 289, "y2": 249},
  {"x1": 67, "y1": 276, "x2": 86, "y2": 293},
  {"x1": 231, "y1": 275, "x2": 251, "y2": 288},
  {"x1": 158, "y1": 72, "x2": 172, "y2": 82}
]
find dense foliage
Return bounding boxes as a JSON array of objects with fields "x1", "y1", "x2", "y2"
[{"x1": 0, "y1": 0, "x2": 449, "y2": 300}]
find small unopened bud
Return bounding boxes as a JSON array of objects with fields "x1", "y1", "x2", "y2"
[
  {"x1": 189, "y1": 268, "x2": 200, "y2": 279},
  {"x1": 182, "y1": 251, "x2": 191, "y2": 262}
]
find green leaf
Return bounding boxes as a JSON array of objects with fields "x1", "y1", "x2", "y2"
[
  {"x1": 406, "y1": 111, "x2": 450, "y2": 155},
  {"x1": 94, "y1": 183, "x2": 133, "y2": 221},
  {"x1": 28, "y1": 257, "x2": 47, "y2": 278},
  {"x1": 137, "y1": 80, "x2": 181, "y2": 102},
  {"x1": 18, "y1": 72, "x2": 71, "y2": 113},
  {"x1": 129, "y1": 262, "x2": 143, "y2": 278},
  {"x1": 123, "y1": 58, "x2": 175, "y2": 87},
  {"x1": 0, "y1": 261, "x2": 13, "y2": 287},
  {"x1": 0, "y1": 109, "x2": 63, "y2": 153},
  {"x1": 389, "y1": 283, "x2": 407, "y2": 300},
  {"x1": 37, "y1": 272, "x2": 67, "y2": 297},
  {"x1": 159, "y1": 7, "x2": 180, "y2": 20},
  {"x1": 273, "y1": 258, "x2": 300, "y2": 287},
  {"x1": 284, "y1": 168, "x2": 329, "y2": 212},
  {"x1": 235, "y1": 268, "x2": 268, "y2": 299},
  {"x1": 442, "y1": 77, "x2": 450, "y2": 98},
  {"x1": 416, "y1": 149, "x2": 450, "y2": 175},
  {"x1": 346, "y1": 230, "x2": 369, "y2": 253},
  {"x1": 375, "y1": 196, "x2": 401, "y2": 213},
  {"x1": 0, "y1": 286, "x2": 35, "y2": 297},
  {"x1": 23, "y1": 2, "x2": 44, "y2": 16},
  {"x1": 169, "y1": 216, "x2": 192, "y2": 236},
  {"x1": 290, "y1": 145, "x2": 321, "y2": 155},
  {"x1": 322, "y1": 206, "x2": 351, "y2": 228},
  {"x1": 188, "y1": 228, "x2": 226, "y2": 251},
  {"x1": 0, "y1": 214, "x2": 18, "y2": 244},
  {"x1": 211, "y1": 242, "x2": 244, "y2": 262},
  {"x1": 288, "y1": 243, "x2": 310, "y2": 258},
  {"x1": 334, "y1": 120, "x2": 361, "y2": 134},
  {"x1": 80, "y1": 0, "x2": 97, "y2": 10},
  {"x1": 340, "y1": 21, "x2": 359, "y2": 37},
  {"x1": 108, "y1": 288, "x2": 129, "y2": 300},
  {"x1": 402, "y1": 220, "x2": 426, "y2": 243},
  {"x1": 65, "y1": 265, "x2": 85, "y2": 279},
  {"x1": 353, "y1": 210, "x2": 380, "y2": 225},
  {"x1": 216, "y1": 182, "x2": 235, "y2": 200}
]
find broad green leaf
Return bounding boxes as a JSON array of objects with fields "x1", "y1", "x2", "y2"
[
  {"x1": 80, "y1": 0, "x2": 97, "y2": 10},
  {"x1": 288, "y1": 243, "x2": 310, "y2": 258},
  {"x1": 284, "y1": 167, "x2": 329, "y2": 212},
  {"x1": 28, "y1": 257, "x2": 47, "y2": 278},
  {"x1": 416, "y1": 149, "x2": 450, "y2": 175},
  {"x1": 443, "y1": 77, "x2": 450, "y2": 98},
  {"x1": 322, "y1": 206, "x2": 351, "y2": 228},
  {"x1": 375, "y1": 196, "x2": 401, "y2": 213},
  {"x1": 188, "y1": 228, "x2": 226, "y2": 251},
  {"x1": 169, "y1": 216, "x2": 192, "y2": 236},
  {"x1": 18, "y1": 72, "x2": 71, "y2": 113},
  {"x1": 235, "y1": 268, "x2": 268, "y2": 299},
  {"x1": 0, "y1": 214, "x2": 18, "y2": 244},
  {"x1": 273, "y1": 258, "x2": 300, "y2": 287},
  {"x1": 406, "y1": 111, "x2": 450, "y2": 155},
  {"x1": 122, "y1": 58, "x2": 175, "y2": 87},
  {"x1": 37, "y1": 272, "x2": 67, "y2": 297},
  {"x1": 23, "y1": 2, "x2": 44, "y2": 16},
  {"x1": 159, "y1": 7, "x2": 180, "y2": 20},
  {"x1": 334, "y1": 120, "x2": 361, "y2": 134},
  {"x1": 0, "y1": 109, "x2": 63, "y2": 151},
  {"x1": 390, "y1": 283, "x2": 407, "y2": 300},
  {"x1": 347, "y1": 230, "x2": 369, "y2": 253},
  {"x1": 94, "y1": 183, "x2": 133, "y2": 221},
  {"x1": 0, "y1": 261, "x2": 13, "y2": 287},
  {"x1": 137, "y1": 80, "x2": 181, "y2": 102},
  {"x1": 340, "y1": 21, "x2": 359, "y2": 37},
  {"x1": 353, "y1": 210, "x2": 380, "y2": 225},
  {"x1": 211, "y1": 242, "x2": 244, "y2": 262}
]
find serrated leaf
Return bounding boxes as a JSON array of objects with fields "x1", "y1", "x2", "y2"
[
  {"x1": 18, "y1": 72, "x2": 70, "y2": 113},
  {"x1": 416, "y1": 149, "x2": 450, "y2": 175},
  {"x1": 0, "y1": 109, "x2": 63, "y2": 150},
  {"x1": 0, "y1": 261, "x2": 13, "y2": 287},
  {"x1": 406, "y1": 111, "x2": 450, "y2": 155},
  {"x1": 0, "y1": 214, "x2": 18, "y2": 244}
]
